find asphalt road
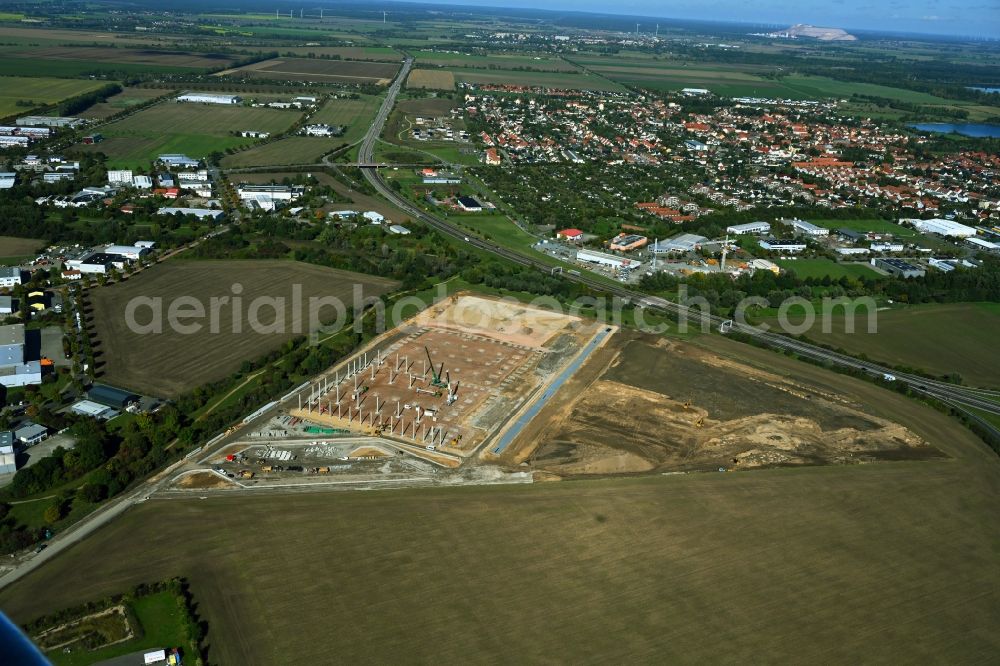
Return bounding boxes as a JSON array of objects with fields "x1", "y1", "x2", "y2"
[{"x1": 357, "y1": 56, "x2": 1000, "y2": 437}]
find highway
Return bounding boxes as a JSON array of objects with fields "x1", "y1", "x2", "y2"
[{"x1": 358, "y1": 57, "x2": 1000, "y2": 436}]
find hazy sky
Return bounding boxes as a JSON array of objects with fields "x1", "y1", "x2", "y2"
[{"x1": 400, "y1": 0, "x2": 999, "y2": 37}]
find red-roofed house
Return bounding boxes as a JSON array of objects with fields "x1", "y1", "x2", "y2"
[{"x1": 556, "y1": 228, "x2": 584, "y2": 241}]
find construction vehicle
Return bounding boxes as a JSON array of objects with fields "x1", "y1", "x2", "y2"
[
  {"x1": 261, "y1": 465, "x2": 274, "y2": 473},
  {"x1": 423, "y1": 346, "x2": 449, "y2": 388},
  {"x1": 238, "y1": 469, "x2": 255, "y2": 479}
]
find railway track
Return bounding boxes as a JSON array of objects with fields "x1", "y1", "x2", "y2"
[{"x1": 353, "y1": 58, "x2": 1000, "y2": 439}]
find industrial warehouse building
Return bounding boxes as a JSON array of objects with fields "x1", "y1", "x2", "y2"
[
  {"x1": 726, "y1": 221, "x2": 771, "y2": 235},
  {"x1": 0, "y1": 266, "x2": 22, "y2": 288},
  {"x1": 0, "y1": 324, "x2": 41, "y2": 387},
  {"x1": 788, "y1": 218, "x2": 830, "y2": 237},
  {"x1": 759, "y1": 239, "x2": 807, "y2": 252},
  {"x1": 70, "y1": 399, "x2": 119, "y2": 420},
  {"x1": 609, "y1": 233, "x2": 648, "y2": 252},
  {"x1": 88, "y1": 384, "x2": 139, "y2": 410},
  {"x1": 16, "y1": 116, "x2": 85, "y2": 128},
  {"x1": 157, "y1": 207, "x2": 225, "y2": 221},
  {"x1": 652, "y1": 234, "x2": 707, "y2": 254},
  {"x1": 576, "y1": 248, "x2": 641, "y2": 270},
  {"x1": 176, "y1": 93, "x2": 241, "y2": 105},
  {"x1": 0, "y1": 431, "x2": 15, "y2": 475},
  {"x1": 874, "y1": 257, "x2": 925, "y2": 278},
  {"x1": 904, "y1": 218, "x2": 977, "y2": 238}
]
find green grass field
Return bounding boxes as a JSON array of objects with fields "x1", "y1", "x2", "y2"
[
  {"x1": 785, "y1": 302, "x2": 1000, "y2": 387},
  {"x1": 809, "y1": 218, "x2": 918, "y2": 236},
  {"x1": 220, "y1": 136, "x2": 342, "y2": 168},
  {"x1": 776, "y1": 257, "x2": 880, "y2": 279},
  {"x1": 77, "y1": 101, "x2": 302, "y2": 168},
  {"x1": 309, "y1": 94, "x2": 383, "y2": 144},
  {"x1": 0, "y1": 76, "x2": 109, "y2": 118},
  {"x1": 46, "y1": 590, "x2": 197, "y2": 666}
]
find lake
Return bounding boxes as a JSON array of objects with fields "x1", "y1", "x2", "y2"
[{"x1": 910, "y1": 122, "x2": 1000, "y2": 138}]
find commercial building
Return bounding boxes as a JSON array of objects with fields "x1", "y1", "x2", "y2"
[
  {"x1": 750, "y1": 258, "x2": 780, "y2": 274},
  {"x1": 874, "y1": 257, "x2": 925, "y2": 278},
  {"x1": 302, "y1": 124, "x2": 341, "y2": 137},
  {"x1": 652, "y1": 234, "x2": 707, "y2": 254},
  {"x1": 103, "y1": 244, "x2": 152, "y2": 261},
  {"x1": 156, "y1": 207, "x2": 224, "y2": 221},
  {"x1": 69, "y1": 399, "x2": 118, "y2": 420},
  {"x1": 0, "y1": 296, "x2": 12, "y2": 314},
  {"x1": 64, "y1": 252, "x2": 117, "y2": 274},
  {"x1": 576, "y1": 248, "x2": 641, "y2": 270},
  {"x1": 905, "y1": 218, "x2": 977, "y2": 238},
  {"x1": 107, "y1": 170, "x2": 134, "y2": 185},
  {"x1": 0, "y1": 431, "x2": 15, "y2": 475},
  {"x1": 967, "y1": 237, "x2": 1000, "y2": 253},
  {"x1": 456, "y1": 196, "x2": 483, "y2": 212},
  {"x1": 16, "y1": 116, "x2": 85, "y2": 128},
  {"x1": 177, "y1": 93, "x2": 241, "y2": 105},
  {"x1": 157, "y1": 154, "x2": 200, "y2": 168},
  {"x1": 89, "y1": 384, "x2": 139, "y2": 409},
  {"x1": 726, "y1": 221, "x2": 771, "y2": 235},
  {"x1": 238, "y1": 186, "x2": 301, "y2": 212},
  {"x1": 759, "y1": 239, "x2": 807, "y2": 252},
  {"x1": 870, "y1": 243, "x2": 905, "y2": 253},
  {"x1": 388, "y1": 225, "x2": 411, "y2": 235},
  {"x1": 0, "y1": 266, "x2": 22, "y2": 288},
  {"x1": 556, "y1": 228, "x2": 584, "y2": 242},
  {"x1": 609, "y1": 233, "x2": 648, "y2": 252},
  {"x1": 14, "y1": 421, "x2": 47, "y2": 447},
  {"x1": 788, "y1": 218, "x2": 830, "y2": 237},
  {"x1": 0, "y1": 172, "x2": 15, "y2": 189}
]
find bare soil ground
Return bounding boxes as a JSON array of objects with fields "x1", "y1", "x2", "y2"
[
  {"x1": 294, "y1": 294, "x2": 600, "y2": 454},
  {"x1": 227, "y1": 58, "x2": 399, "y2": 85},
  {"x1": 3, "y1": 431, "x2": 998, "y2": 665},
  {"x1": 174, "y1": 472, "x2": 236, "y2": 490},
  {"x1": 406, "y1": 69, "x2": 456, "y2": 90},
  {"x1": 508, "y1": 332, "x2": 942, "y2": 475},
  {"x1": 88, "y1": 260, "x2": 397, "y2": 397},
  {"x1": 0, "y1": 236, "x2": 44, "y2": 258}
]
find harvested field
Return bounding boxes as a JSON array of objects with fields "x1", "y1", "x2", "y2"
[
  {"x1": 227, "y1": 58, "x2": 399, "y2": 85},
  {"x1": 3, "y1": 427, "x2": 998, "y2": 664},
  {"x1": 11, "y1": 46, "x2": 234, "y2": 69},
  {"x1": 406, "y1": 69, "x2": 456, "y2": 90},
  {"x1": 0, "y1": 236, "x2": 45, "y2": 258},
  {"x1": 88, "y1": 260, "x2": 398, "y2": 397},
  {"x1": 505, "y1": 332, "x2": 943, "y2": 474},
  {"x1": 448, "y1": 68, "x2": 624, "y2": 91},
  {"x1": 293, "y1": 295, "x2": 605, "y2": 455}
]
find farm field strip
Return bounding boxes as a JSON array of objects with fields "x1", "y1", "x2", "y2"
[
  {"x1": 0, "y1": 76, "x2": 109, "y2": 118},
  {"x1": 88, "y1": 260, "x2": 398, "y2": 397}
]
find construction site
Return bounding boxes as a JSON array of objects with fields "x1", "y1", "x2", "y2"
[
  {"x1": 289, "y1": 295, "x2": 610, "y2": 457},
  {"x1": 496, "y1": 332, "x2": 945, "y2": 475}
]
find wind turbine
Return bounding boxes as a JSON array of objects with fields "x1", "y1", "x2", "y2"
[{"x1": 383, "y1": 10, "x2": 388, "y2": 23}]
